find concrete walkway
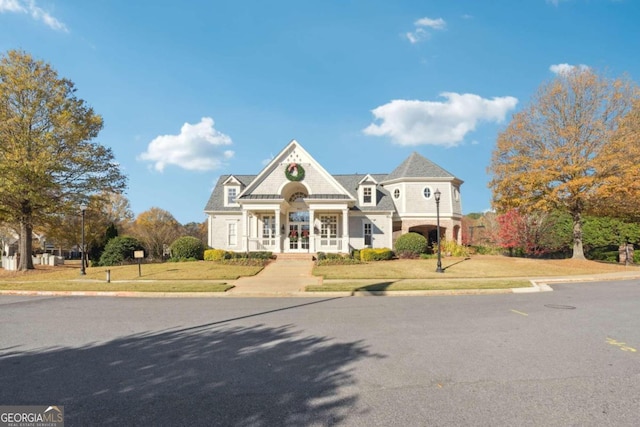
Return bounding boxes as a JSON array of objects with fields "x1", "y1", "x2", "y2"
[{"x1": 226, "y1": 259, "x2": 320, "y2": 296}]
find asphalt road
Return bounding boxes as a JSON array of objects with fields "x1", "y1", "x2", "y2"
[{"x1": 1, "y1": 280, "x2": 639, "y2": 426}]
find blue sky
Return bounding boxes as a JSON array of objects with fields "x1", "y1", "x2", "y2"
[{"x1": 1, "y1": 0, "x2": 639, "y2": 224}]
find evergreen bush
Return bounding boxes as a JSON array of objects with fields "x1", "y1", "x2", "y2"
[
  {"x1": 394, "y1": 233, "x2": 428, "y2": 257},
  {"x1": 99, "y1": 236, "x2": 145, "y2": 266},
  {"x1": 360, "y1": 248, "x2": 393, "y2": 261},
  {"x1": 169, "y1": 236, "x2": 205, "y2": 260},
  {"x1": 204, "y1": 249, "x2": 229, "y2": 261}
]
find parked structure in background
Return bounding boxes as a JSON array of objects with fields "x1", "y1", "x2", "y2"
[{"x1": 204, "y1": 140, "x2": 463, "y2": 254}]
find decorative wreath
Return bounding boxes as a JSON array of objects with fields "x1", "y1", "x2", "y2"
[{"x1": 285, "y1": 162, "x2": 305, "y2": 181}]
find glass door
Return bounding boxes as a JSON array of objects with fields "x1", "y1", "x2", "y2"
[{"x1": 288, "y1": 211, "x2": 310, "y2": 251}]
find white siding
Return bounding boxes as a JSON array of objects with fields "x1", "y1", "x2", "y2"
[
  {"x1": 207, "y1": 213, "x2": 243, "y2": 250},
  {"x1": 348, "y1": 213, "x2": 392, "y2": 249},
  {"x1": 251, "y1": 162, "x2": 340, "y2": 195}
]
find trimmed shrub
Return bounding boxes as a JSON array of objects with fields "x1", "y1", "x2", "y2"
[
  {"x1": 99, "y1": 236, "x2": 145, "y2": 266},
  {"x1": 316, "y1": 257, "x2": 362, "y2": 266},
  {"x1": 441, "y1": 240, "x2": 470, "y2": 257},
  {"x1": 360, "y1": 248, "x2": 393, "y2": 261},
  {"x1": 170, "y1": 236, "x2": 206, "y2": 260},
  {"x1": 205, "y1": 250, "x2": 273, "y2": 261},
  {"x1": 204, "y1": 249, "x2": 228, "y2": 261},
  {"x1": 351, "y1": 249, "x2": 361, "y2": 260},
  {"x1": 221, "y1": 258, "x2": 269, "y2": 267},
  {"x1": 316, "y1": 252, "x2": 326, "y2": 261},
  {"x1": 247, "y1": 251, "x2": 273, "y2": 260},
  {"x1": 395, "y1": 233, "x2": 428, "y2": 257}
]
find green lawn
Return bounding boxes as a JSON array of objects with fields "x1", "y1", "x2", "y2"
[
  {"x1": 306, "y1": 279, "x2": 531, "y2": 292},
  {"x1": 312, "y1": 255, "x2": 634, "y2": 280},
  {"x1": 0, "y1": 281, "x2": 233, "y2": 293},
  {"x1": 0, "y1": 260, "x2": 263, "y2": 292},
  {"x1": 1, "y1": 255, "x2": 636, "y2": 293}
]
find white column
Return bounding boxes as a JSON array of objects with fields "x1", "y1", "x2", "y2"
[
  {"x1": 243, "y1": 210, "x2": 250, "y2": 252},
  {"x1": 342, "y1": 208, "x2": 349, "y2": 253},
  {"x1": 275, "y1": 208, "x2": 281, "y2": 253},
  {"x1": 309, "y1": 209, "x2": 315, "y2": 253}
]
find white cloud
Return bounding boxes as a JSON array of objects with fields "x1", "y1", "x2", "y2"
[
  {"x1": 415, "y1": 17, "x2": 446, "y2": 30},
  {"x1": 0, "y1": 0, "x2": 68, "y2": 32},
  {"x1": 549, "y1": 63, "x2": 589, "y2": 74},
  {"x1": 363, "y1": 93, "x2": 518, "y2": 147},
  {"x1": 405, "y1": 16, "x2": 446, "y2": 44},
  {"x1": 0, "y1": 0, "x2": 23, "y2": 12},
  {"x1": 139, "y1": 117, "x2": 234, "y2": 172}
]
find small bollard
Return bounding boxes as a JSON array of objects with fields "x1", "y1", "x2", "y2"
[{"x1": 106, "y1": 269, "x2": 111, "y2": 283}]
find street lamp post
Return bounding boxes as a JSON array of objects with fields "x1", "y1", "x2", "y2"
[
  {"x1": 434, "y1": 189, "x2": 444, "y2": 273},
  {"x1": 80, "y1": 204, "x2": 87, "y2": 276}
]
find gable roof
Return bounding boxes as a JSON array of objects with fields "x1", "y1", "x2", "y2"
[
  {"x1": 238, "y1": 139, "x2": 353, "y2": 199},
  {"x1": 204, "y1": 175, "x2": 255, "y2": 211},
  {"x1": 333, "y1": 174, "x2": 394, "y2": 211},
  {"x1": 382, "y1": 152, "x2": 458, "y2": 183}
]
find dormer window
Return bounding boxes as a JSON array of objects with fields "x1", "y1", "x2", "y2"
[
  {"x1": 227, "y1": 188, "x2": 237, "y2": 204},
  {"x1": 363, "y1": 187, "x2": 372, "y2": 204},
  {"x1": 358, "y1": 175, "x2": 378, "y2": 207},
  {"x1": 224, "y1": 185, "x2": 240, "y2": 207},
  {"x1": 359, "y1": 185, "x2": 375, "y2": 206}
]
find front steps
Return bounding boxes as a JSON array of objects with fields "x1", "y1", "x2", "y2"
[{"x1": 275, "y1": 253, "x2": 316, "y2": 261}]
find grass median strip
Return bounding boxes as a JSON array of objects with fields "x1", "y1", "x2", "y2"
[
  {"x1": 0, "y1": 281, "x2": 233, "y2": 293},
  {"x1": 306, "y1": 279, "x2": 531, "y2": 292}
]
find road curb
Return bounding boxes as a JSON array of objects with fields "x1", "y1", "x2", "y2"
[{"x1": 1, "y1": 274, "x2": 639, "y2": 298}]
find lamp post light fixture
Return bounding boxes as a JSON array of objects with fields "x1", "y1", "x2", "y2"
[
  {"x1": 80, "y1": 203, "x2": 87, "y2": 276},
  {"x1": 434, "y1": 189, "x2": 444, "y2": 273}
]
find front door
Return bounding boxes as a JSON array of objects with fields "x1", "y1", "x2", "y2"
[{"x1": 288, "y1": 211, "x2": 310, "y2": 251}]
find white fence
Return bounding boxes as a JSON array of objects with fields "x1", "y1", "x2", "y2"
[{"x1": 1, "y1": 254, "x2": 64, "y2": 271}]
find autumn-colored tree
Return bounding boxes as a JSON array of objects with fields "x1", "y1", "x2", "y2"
[
  {"x1": 43, "y1": 192, "x2": 133, "y2": 265},
  {"x1": 497, "y1": 209, "x2": 555, "y2": 256},
  {"x1": 489, "y1": 68, "x2": 640, "y2": 259},
  {"x1": 0, "y1": 50, "x2": 127, "y2": 270},
  {"x1": 182, "y1": 221, "x2": 208, "y2": 245},
  {"x1": 130, "y1": 207, "x2": 182, "y2": 260}
]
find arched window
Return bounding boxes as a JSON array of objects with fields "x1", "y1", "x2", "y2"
[{"x1": 289, "y1": 192, "x2": 307, "y2": 202}]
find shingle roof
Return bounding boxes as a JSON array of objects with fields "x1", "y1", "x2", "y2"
[
  {"x1": 205, "y1": 152, "x2": 457, "y2": 213},
  {"x1": 204, "y1": 175, "x2": 256, "y2": 211},
  {"x1": 333, "y1": 174, "x2": 395, "y2": 211},
  {"x1": 382, "y1": 152, "x2": 455, "y2": 182}
]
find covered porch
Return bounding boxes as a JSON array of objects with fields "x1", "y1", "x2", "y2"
[{"x1": 242, "y1": 203, "x2": 352, "y2": 254}]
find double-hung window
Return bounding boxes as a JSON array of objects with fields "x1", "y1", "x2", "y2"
[
  {"x1": 227, "y1": 188, "x2": 237, "y2": 205},
  {"x1": 363, "y1": 187, "x2": 372, "y2": 204},
  {"x1": 364, "y1": 222, "x2": 372, "y2": 246},
  {"x1": 228, "y1": 222, "x2": 237, "y2": 246}
]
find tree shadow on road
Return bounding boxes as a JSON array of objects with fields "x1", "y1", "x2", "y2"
[{"x1": 0, "y1": 321, "x2": 384, "y2": 426}]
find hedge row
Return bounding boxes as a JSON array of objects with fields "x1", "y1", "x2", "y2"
[
  {"x1": 360, "y1": 248, "x2": 393, "y2": 261},
  {"x1": 204, "y1": 249, "x2": 273, "y2": 261},
  {"x1": 316, "y1": 248, "x2": 394, "y2": 263}
]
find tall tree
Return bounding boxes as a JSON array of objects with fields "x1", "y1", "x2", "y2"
[
  {"x1": 489, "y1": 68, "x2": 640, "y2": 259},
  {"x1": 182, "y1": 220, "x2": 207, "y2": 245},
  {"x1": 0, "y1": 50, "x2": 127, "y2": 270},
  {"x1": 130, "y1": 207, "x2": 182, "y2": 260}
]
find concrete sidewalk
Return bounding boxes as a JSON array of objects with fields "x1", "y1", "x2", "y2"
[{"x1": 226, "y1": 259, "x2": 321, "y2": 296}]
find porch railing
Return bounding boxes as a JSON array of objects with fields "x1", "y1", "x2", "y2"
[
  {"x1": 247, "y1": 238, "x2": 277, "y2": 252},
  {"x1": 247, "y1": 237, "x2": 344, "y2": 252}
]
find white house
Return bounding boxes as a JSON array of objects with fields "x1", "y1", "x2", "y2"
[{"x1": 204, "y1": 140, "x2": 463, "y2": 254}]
